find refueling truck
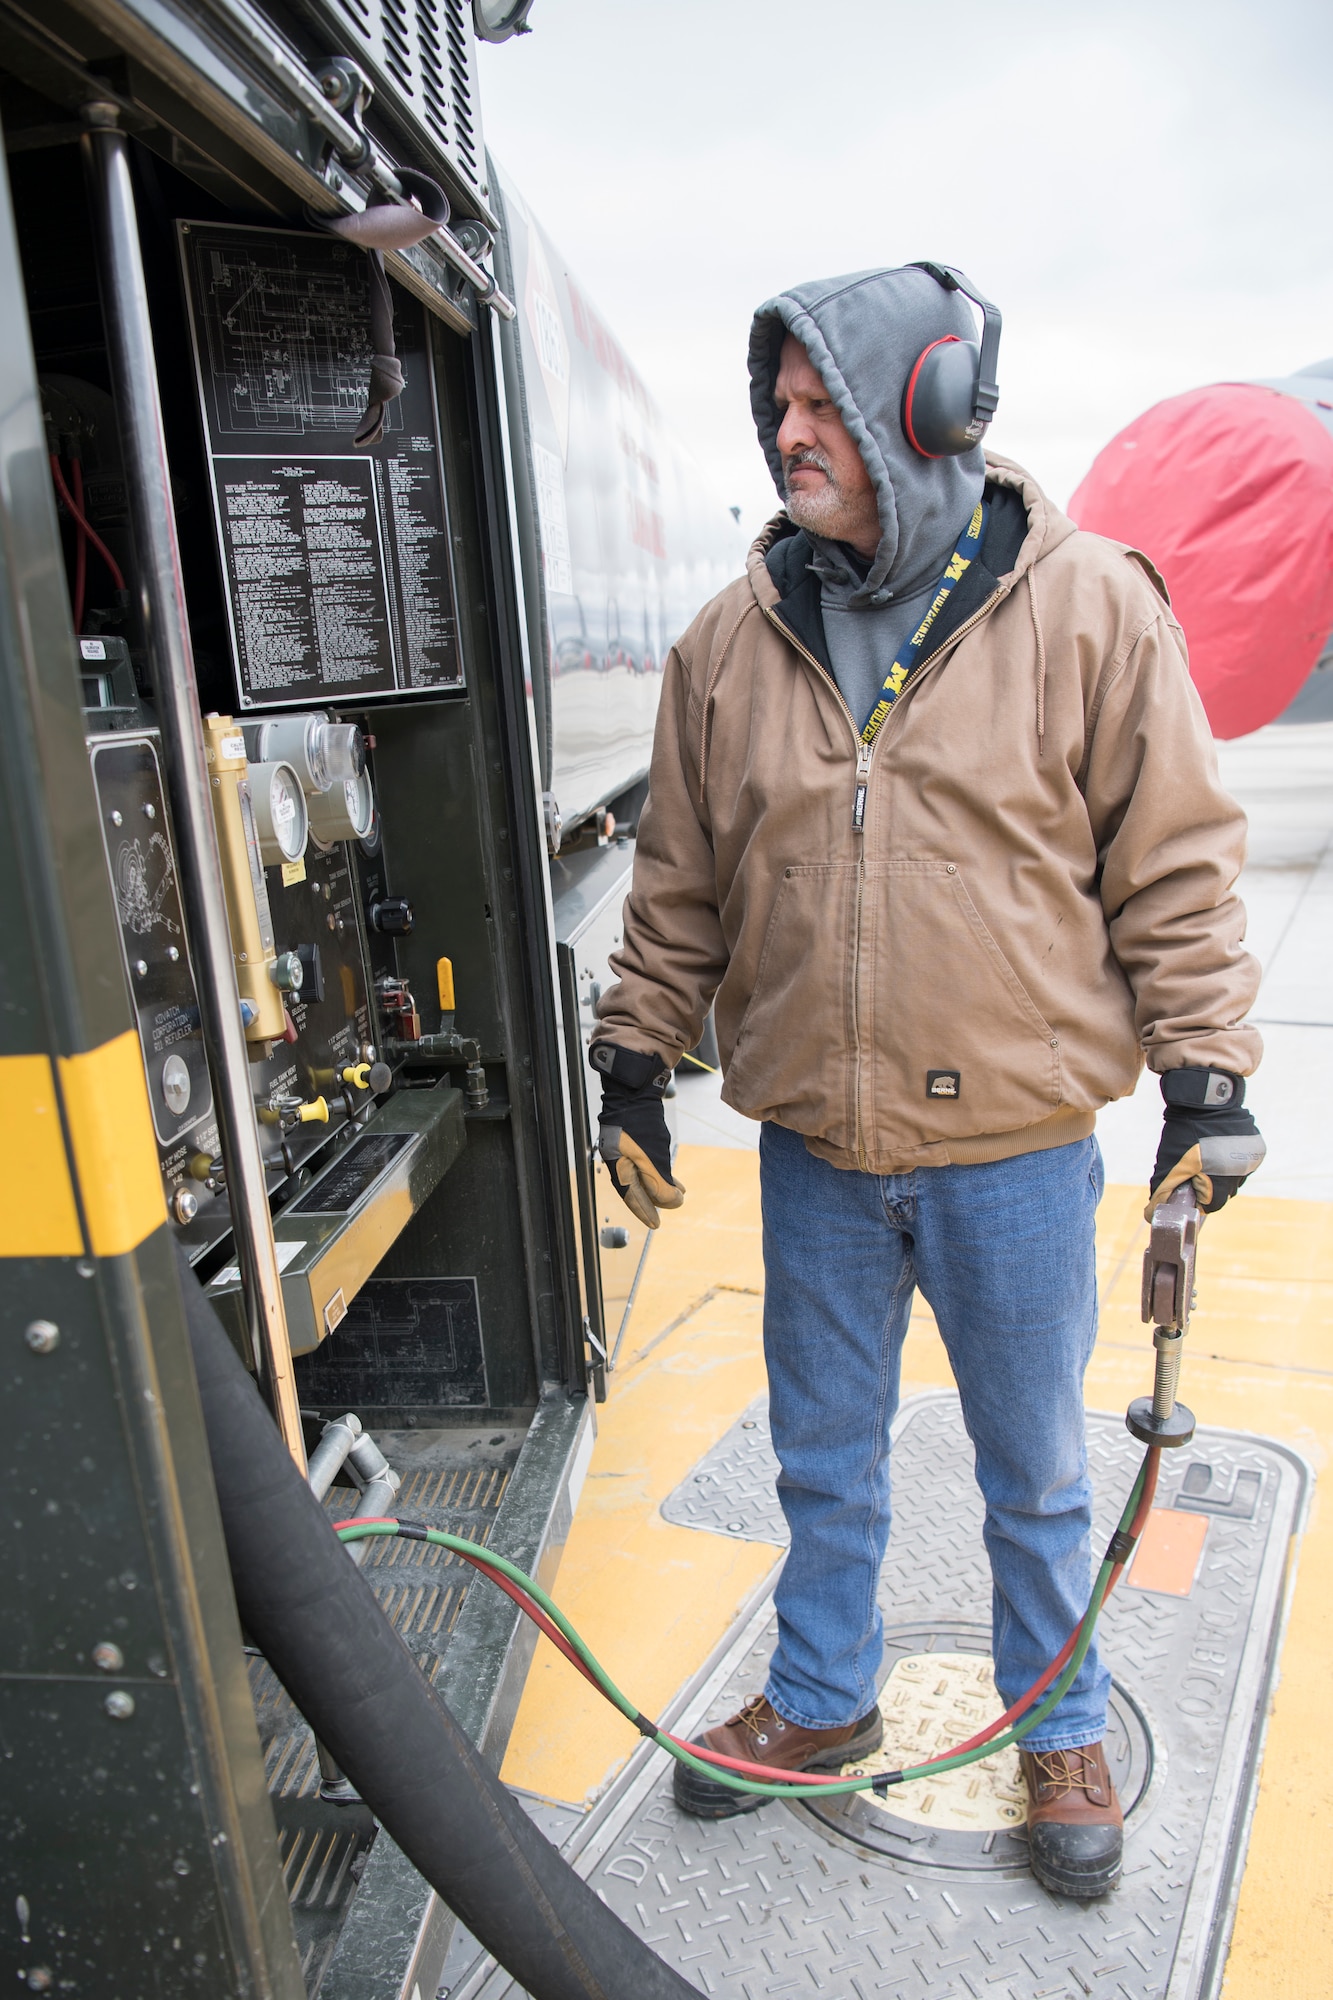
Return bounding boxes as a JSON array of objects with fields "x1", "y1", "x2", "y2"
[
  {"x1": 0, "y1": 0, "x2": 738, "y2": 1991},
  {"x1": 3, "y1": 1, "x2": 1324, "y2": 1995}
]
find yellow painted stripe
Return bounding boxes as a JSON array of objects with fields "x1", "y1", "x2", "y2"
[
  {"x1": 0, "y1": 1053, "x2": 84, "y2": 1257},
  {"x1": 58, "y1": 1030, "x2": 165, "y2": 1256}
]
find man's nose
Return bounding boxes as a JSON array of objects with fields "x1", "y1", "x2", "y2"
[{"x1": 776, "y1": 402, "x2": 815, "y2": 457}]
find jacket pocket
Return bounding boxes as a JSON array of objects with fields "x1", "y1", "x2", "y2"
[
  {"x1": 720, "y1": 862, "x2": 859, "y2": 1149},
  {"x1": 863, "y1": 861, "x2": 1061, "y2": 1138}
]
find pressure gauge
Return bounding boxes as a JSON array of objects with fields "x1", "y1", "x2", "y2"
[
  {"x1": 243, "y1": 712, "x2": 366, "y2": 794},
  {"x1": 249, "y1": 760, "x2": 309, "y2": 867},
  {"x1": 307, "y1": 768, "x2": 376, "y2": 846}
]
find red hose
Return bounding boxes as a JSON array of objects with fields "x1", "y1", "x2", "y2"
[
  {"x1": 49, "y1": 453, "x2": 126, "y2": 600},
  {"x1": 336, "y1": 1448, "x2": 1163, "y2": 1791},
  {"x1": 71, "y1": 459, "x2": 88, "y2": 632}
]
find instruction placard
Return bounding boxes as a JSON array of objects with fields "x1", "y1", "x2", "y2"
[{"x1": 179, "y1": 222, "x2": 463, "y2": 707}]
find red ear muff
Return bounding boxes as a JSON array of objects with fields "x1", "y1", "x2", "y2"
[
  {"x1": 902, "y1": 333, "x2": 990, "y2": 458},
  {"x1": 902, "y1": 335, "x2": 961, "y2": 458},
  {"x1": 901, "y1": 264, "x2": 1002, "y2": 457}
]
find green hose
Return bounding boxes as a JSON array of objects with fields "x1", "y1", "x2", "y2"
[{"x1": 336, "y1": 1451, "x2": 1149, "y2": 1801}]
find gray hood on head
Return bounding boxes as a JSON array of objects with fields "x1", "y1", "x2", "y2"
[{"x1": 749, "y1": 265, "x2": 987, "y2": 607}]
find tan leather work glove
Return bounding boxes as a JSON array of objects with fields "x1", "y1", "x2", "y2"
[
  {"x1": 590, "y1": 1042, "x2": 686, "y2": 1230},
  {"x1": 1147, "y1": 1068, "x2": 1266, "y2": 1223}
]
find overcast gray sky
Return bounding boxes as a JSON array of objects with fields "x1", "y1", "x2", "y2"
[{"x1": 479, "y1": 0, "x2": 1333, "y2": 538}]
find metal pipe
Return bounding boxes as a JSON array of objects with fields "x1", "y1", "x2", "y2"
[
  {"x1": 609, "y1": 1230, "x2": 654, "y2": 1371},
  {"x1": 81, "y1": 105, "x2": 306, "y2": 1472},
  {"x1": 427, "y1": 227, "x2": 517, "y2": 320},
  {"x1": 306, "y1": 1413, "x2": 363, "y2": 1501},
  {"x1": 344, "y1": 1432, "x2": 401, "y2": 1567},
  {"x1": 194, "y1": 0, "x2": 388, "y2": 179}
]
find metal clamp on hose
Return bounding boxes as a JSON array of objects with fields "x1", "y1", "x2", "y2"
[{"x1": 1127, "y1": 1183, "x2": 1200, "y2": 1447}]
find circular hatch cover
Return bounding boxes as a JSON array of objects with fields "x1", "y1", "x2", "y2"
[{"x1": 798, "y1": 1622, "x2": 1154, "y2": 1873}]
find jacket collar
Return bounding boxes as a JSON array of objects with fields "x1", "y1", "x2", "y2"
[{"x1": 745, "y1": 454, "x2": 1077, "y2": 616}]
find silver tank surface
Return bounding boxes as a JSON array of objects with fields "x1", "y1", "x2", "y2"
[{"x1": 492, "y1": 156, "x2": 745, "y2": 829}]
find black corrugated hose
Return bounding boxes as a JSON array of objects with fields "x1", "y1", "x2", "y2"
[{"x1": 177, "y1": 1250, "x2": 697, "y2": 2000}]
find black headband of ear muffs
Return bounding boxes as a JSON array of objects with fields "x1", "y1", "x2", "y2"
[{"x1": 901, "y1": 262, "x2": 1002, "y2": 459}]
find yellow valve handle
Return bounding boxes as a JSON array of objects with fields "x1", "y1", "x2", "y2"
[
  {"x1": 297, "y1": 1096, "x2": 330, "y2": 1124},
  {"x1": 341, "y1": 1064, "x2": 371, "y2": 1090}
]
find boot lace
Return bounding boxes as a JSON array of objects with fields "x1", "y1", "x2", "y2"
[
  {"x1": 735, "y1": 1696, "x2": 781, "y2": 1741},
  {"x1": 1027, "y1": 1746, "x2": 1101, "y2": 1799}
]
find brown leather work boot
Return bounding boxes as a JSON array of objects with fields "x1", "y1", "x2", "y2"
[
  {"x1": 1019, "y1": 1741, "x2": 1124, "y2": 1899},
  {"x1": 673, "y1": 1694, "x2": 882, "y2": 1819}
]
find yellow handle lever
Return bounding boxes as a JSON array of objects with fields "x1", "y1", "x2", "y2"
[
  {"x1": 297, "y1": 1096, "x2": 330, "y2": 1124},
  {"x1": 341, "y1": 1063, "x2": 371, "y2": 1090}
]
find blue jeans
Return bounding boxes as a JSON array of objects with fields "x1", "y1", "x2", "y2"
[{"x1": 759, "y1": 1122, "x2": 1110, "y2": 1754}]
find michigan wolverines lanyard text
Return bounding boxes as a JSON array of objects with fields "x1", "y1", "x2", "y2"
[{"x1": 852, "y1": 499, "x2": 988, "y2": 831}]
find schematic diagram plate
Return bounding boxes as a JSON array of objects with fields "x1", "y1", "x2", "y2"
[
  {"x1": 179, "y1": 221, "x2": 463, "y2": 707},
  {"x1": 459, "y1": 1395, "x2": 1306, "y2": 2000}
]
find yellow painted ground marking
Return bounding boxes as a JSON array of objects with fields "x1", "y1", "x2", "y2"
[
  {"x1": 843, "y1": 1653, "x2": 1025, "y2": 1830},
  {"x1": 504, "y1": 1147, "x2": 1333, "y2": 2000},
  {"x1": 501, "y1": 1148, "x2": 775, "y2": 1807},
  {"x1": 501, "y1": 1290, "x2": 775, "y2": 1805}
]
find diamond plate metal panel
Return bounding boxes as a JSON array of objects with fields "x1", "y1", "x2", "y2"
[
  {"x1": 459, "y1": 1395, "x2": 1306, "y2": 2000},
  {"x1": 660, "y1": 1398, "x2": 788, "y2": 1544}
]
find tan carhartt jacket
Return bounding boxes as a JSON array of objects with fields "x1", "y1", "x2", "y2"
[{"x1": 596, "y1": 458, "x2": 1262, "y2": 1174}]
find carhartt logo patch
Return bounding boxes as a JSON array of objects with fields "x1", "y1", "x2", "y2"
[{"x1": 927, "y1": 1070, "x2": 961, "y2": 1100}]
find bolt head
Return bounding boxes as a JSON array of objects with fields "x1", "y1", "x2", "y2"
[
  {"x1": 92, "y1": 1641, "x2": 124, "y2": 1673},
  {"x1": 172, "y1": 1186, "x2": 199, "y2": 1226},
  {"x1": 104, "y1": 1690, "x2": 136, "y2": 1720},
  {"x1": 24, "y1": 1320, "x2": 60, "y2": 1354}
]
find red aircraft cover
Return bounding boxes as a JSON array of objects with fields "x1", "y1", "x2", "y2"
[{"x1": 1068, "y1": 383, "x2": 1333, "y2": 738}]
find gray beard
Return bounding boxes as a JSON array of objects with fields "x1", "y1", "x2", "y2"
[
  {"x1": 783, "y1": 455, "x2": 879, "y2": 548},
  {"x1": 785, "y1": 480, "x2": 855, "y2": 538}
]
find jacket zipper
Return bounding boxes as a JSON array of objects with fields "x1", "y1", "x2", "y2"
[
  {"x1": 761, "y1": 590, "x2": 1008, "y2": 1170},
  {"x1": 762, "y1": 594, "x2": 1006, "y2": 829},
  {"x1": 759, "y1": 607, "x2": 871, "y2": 1160}
]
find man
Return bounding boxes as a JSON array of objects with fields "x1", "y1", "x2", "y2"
[{"x1": 590, "y1": 265, "x2": 1265, "y2": 1900}]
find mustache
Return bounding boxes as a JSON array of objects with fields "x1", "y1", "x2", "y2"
[{"x1": 782, "y1": 446, "x2": 835, "y2": 486}]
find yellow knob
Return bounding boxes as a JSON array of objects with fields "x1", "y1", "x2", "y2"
[
  {"x1": 297, "y1": 1096, "x2": 330, "y2": 1124},
  {"x1": 341, "y1": 1063, "x2": 371, "y2": 1090}
]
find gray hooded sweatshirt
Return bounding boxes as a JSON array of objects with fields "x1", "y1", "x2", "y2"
[{"x1": 748, "y1": 265, "x2": 987, "y2": 728}]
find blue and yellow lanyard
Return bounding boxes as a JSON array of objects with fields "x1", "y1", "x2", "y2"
[{"x1": 851, "y1": 498, "x2": 988, "y2": 831}]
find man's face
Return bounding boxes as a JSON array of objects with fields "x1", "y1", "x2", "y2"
[{"x1": 774, "y1": 333, "x2": 880, "y2": 556}]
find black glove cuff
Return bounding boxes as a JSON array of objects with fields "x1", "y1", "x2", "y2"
[
  {"x1": 589, "y1": 1041, "x2": 671, "y2": 1096},
  {"x1": 1160, "y1": 1067, "x2": 1245, "y2": 1112}
]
